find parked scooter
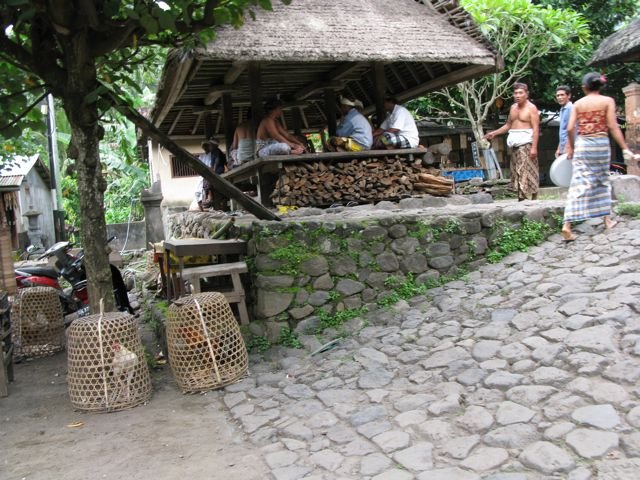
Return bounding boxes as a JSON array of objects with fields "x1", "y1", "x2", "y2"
[{"x1": 15, "y1": 237, "x2": 132, "y2": 322}]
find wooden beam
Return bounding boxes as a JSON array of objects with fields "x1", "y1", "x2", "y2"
[
  {"x1": 389, "y1": 64, "x2": 408, "y2": 90},
  {"x1": 293, "y1": 62, "x2": 365, "y2": 100},
  {"x1": 398, "y1": 64, "x2": 495, "y2": 102},
  {"x1": 205, "y1": 85, "x2": 239, "y2": 106},
  {"x1": 373, "y1": 63, "x2": 386, "y2": 126},
  {"x1": 405, "y1": 63, "x2": 422, "y2": 85},
  {"x1": 192, "y1": 111, "x2": 204, "y2": 135},
  {"x1": 248, "y1": 62, "x2": 264, "y2": 134},
  {"x1": 324, "y1": 88, "x2": 337, "y2": 137},
  {"x1": 224, "y1": 60, "x2": 248, "y2": 85},
  {"x1": 107, "y1": 89, "x2": 280, "y2": 221},
  {"x1": 299, "y1": 107, "x2": 309, "y2": 129},
  {"x1": 291, "y1": 107, "x2": 303, "y2": 135},
  {"x1": 168, "y1": 109, "x2": 184, "y2": 136},
  {"x1": 222, "y1": 93, "x2": 235, "y2": 149}
]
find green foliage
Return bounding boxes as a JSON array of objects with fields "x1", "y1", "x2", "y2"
[
  {"x1": 269, "y1": 241, "x2": 316, "y2": 275},
  {"x1": 420, "y1": 0, "x2": 590, "y2": 141},
  {"x1": 317, "y1": 307, "x2": 369, "y2": 333},
  {"x1": 246, "y1": 334, "x2": 271, "y2": 353},
  {"x1": 615, "y1": 201, "x2": 640, "y2": 218},
  {"x1": 487, "y1": 219, "x2": 552, "y2": 263},
  {"x1": 377, "y1": 270, "x2": 469, "y2": 308},
  {"x1": 278, "y1": 326, "x2": 302, "y2": 349},
  {"x1": 531, "y1": 0, "x2": 640, "y2": 108}
]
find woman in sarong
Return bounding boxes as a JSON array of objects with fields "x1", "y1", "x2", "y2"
[{"x1": 562, "y1": 72, "x2": 635, "y2": 242}]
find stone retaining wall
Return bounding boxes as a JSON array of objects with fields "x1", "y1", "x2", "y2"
[{"x1": 167, "y1": 202, "x2": 563, "y2": 341}]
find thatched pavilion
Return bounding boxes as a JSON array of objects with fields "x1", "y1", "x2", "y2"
[
  {"x1": 145, "y1": 0, "x2": 501, "y2": 208},
  {"x1": 150, "y1": 0, "x2": 499, "y2": 145}
]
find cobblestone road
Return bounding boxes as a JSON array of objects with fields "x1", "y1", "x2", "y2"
[{"x1": 220, "y1": 215, "x2": 640, "y2": 480}]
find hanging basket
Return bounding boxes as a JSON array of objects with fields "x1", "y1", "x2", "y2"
[
  {"x1": 12, "y1": 286, "x2": 65, "y2": 358},
  {"x1": 166, "y1": 292, "x2": 248, "y2": 393},
  {"x1": 66, "y1": 311, "x2": 151, "y2": 412}
]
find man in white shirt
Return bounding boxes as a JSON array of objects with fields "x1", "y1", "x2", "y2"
[{"x1": 373, "y1": 95, "x2": 420, "y2": 149}]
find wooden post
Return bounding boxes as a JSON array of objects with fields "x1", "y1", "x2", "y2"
[
  {"x1": 204, "y1": 111, "x2": 214, "y2": 140},
  {"x1": 623, "y1": 83, "x2": 640, "y2": 176},
  {"x1": 248, "y1": 62, "x2": 264, "y2": 135},
  {"x1": 324, "y1": 88, "x2": 337, "y2": 137},
  {"x1": 222, "y1": 93, "x2": 235, "y2": 151},
  {"x1": 373, "y1": 62, "x2": 386, "y2": 127},
  {"x1": 292, "y1": 107, "x2": 303, "y2": 136}
]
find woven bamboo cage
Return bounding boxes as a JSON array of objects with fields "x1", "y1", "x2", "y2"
[
  {"x1": 66, "y1": 311, "x2": 151, "y2": 412},
  {"x1": 166, "y1": 292, "x2": 248, "y2": 393},
  {"x1": 12, "y1": 286, "x2": 65, "y2": 358}
]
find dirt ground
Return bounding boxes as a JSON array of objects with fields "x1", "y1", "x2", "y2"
[{"x1": 0, "y1": 352, "x2": 269, "y2": 480}]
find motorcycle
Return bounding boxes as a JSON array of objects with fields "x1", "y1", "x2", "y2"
[{"x1": 15, "y1": 237, "x2": 133, "y2": 321}]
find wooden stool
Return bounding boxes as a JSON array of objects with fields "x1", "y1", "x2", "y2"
[{"x1": 181, "y1": 261, "x2": 250, "y2": 325}]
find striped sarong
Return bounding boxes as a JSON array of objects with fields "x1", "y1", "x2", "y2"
[{"x1": 563, "y1": 136, "x2": 611, "y2": 223}]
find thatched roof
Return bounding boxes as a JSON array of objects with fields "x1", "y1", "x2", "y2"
[
  {"x1": 150, "y1": 0, "x2": 499, "y2": 139},
  {"x1": 589, "y1": 18, "x2": 640, "y2": 66}
]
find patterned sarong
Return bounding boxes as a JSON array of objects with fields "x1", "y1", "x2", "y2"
[
  {"x1": 563, "y1": 136, "x2": 611, "y2": 223},
  {"x1": 510, "y1": 143, "x2": 539, "y2": 199},
  {"x1": 381, "y1": 132, "x2": 411, "y2": 149},
  {"x1": 257, "y1": 139, "x2": 291, "y2": 157}
]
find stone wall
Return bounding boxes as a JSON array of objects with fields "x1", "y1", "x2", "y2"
[{"x1": 167, "y1": 201, "x2": 564, "y2": 342}]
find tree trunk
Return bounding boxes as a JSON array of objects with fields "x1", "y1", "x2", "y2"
[{"x1": 70, "y1": 123, "x2": 115, "y2": 312}]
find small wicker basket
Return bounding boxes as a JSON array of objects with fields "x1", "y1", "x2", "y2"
[{"x1": 12, "y1": 286, "x2": 65, "y2": 358}]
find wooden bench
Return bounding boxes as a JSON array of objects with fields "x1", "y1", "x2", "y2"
[
  {"x1": 181, "y1": 261, "x2": 250, "y2": 325},
  {"x1": 222, "y1": 148, "x2": 427, "y2": 207}
]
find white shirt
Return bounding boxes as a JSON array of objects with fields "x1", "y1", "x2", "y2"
[{"x1": 381, "y1": 104, "x2": 419, "y2": 148}]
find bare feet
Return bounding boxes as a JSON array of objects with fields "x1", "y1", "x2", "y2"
[
  {"x1": 604, "y1": 217, "x2": 617, "y2": 230},
  {"x1": 561, "y1": 228, "x2": 576, "y2": 242}
]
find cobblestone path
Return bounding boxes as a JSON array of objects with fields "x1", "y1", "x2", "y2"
[{"x1": 221, "y1": 216, "x2": 640, "y2": 480}]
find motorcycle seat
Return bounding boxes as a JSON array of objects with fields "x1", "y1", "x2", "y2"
[{"x1": 15, "y1": 266, "x2": 59, "y2": 278}]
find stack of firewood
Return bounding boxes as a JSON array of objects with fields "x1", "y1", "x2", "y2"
[
  {"x1": 270, "y1": 157, "x2": 453, "y2": 206},
  {"x1": 413, "y1": 173, "x2": 454, "y2": 197}
]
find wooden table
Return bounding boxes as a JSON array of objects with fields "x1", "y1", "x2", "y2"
[
  {"x1": 222, "y1": 148, "x2": 427, "y2": 207},
  {"x1": 163, "y1": 238, "x2": 247, "y2": 300}
]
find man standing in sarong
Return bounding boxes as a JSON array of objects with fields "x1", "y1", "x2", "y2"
[{"x1": 484, "y1": 83, "x2": 540, "y2": 201}]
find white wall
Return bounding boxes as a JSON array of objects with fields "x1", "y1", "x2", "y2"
[
  {"x1": 149, "y1": 140, "x2": 208, "y2": 208},
  {"x1": 18, "y1": 170, "x2": 55, "y2": 247}
]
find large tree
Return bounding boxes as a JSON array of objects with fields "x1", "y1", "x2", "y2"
[
  {"x1": 0, "y1": 0, "x2": 285, "y2": 311},
  {"x1": 433, "y1": 0, "x2": 589, "y2": 144}
]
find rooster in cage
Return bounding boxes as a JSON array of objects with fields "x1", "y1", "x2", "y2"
[{"x1": 110, "y1": 341, "x2": 138, "y2": 403}]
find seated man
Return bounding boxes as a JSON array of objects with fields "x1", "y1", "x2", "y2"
[
  {"x1": 373, "y1": 94, "x2": 419, "y2": 149},
  {"x1": 326, "y1": 97, "x2": 373, "y2": 152},
  {"x1": 256, "y1": 98, "x2": 307, "y2": 157},
  {"x1": 228, "y1": 108, "x2": 255, "y2": 169}
]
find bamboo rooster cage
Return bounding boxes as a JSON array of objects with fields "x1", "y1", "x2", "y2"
[
  {"x1": 66, "y1": 310, "x2": 151, "y2": 412},
  {"x1": 166, "y1": 292, "x2": 248, "y2": 393},
  {"x1": 12, "y1": 286, "x2": 65, "y2": 358}
]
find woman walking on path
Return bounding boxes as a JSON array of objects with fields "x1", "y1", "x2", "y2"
[{"x1": 562, "y1": 72, "x2": 636, "y2": 242}]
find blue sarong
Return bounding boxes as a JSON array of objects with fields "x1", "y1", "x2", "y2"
[{"x1": 563, "y1": 136, "x2": 611, "y2": 223}]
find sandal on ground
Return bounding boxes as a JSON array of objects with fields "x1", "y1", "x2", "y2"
[{"x1": 561, "y1": 230, "x2": 576, "y2": 243}]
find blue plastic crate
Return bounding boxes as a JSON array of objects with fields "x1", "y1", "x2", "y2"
[{"x1": 442, "y1": 169, "x2": 484, "y2": 182}]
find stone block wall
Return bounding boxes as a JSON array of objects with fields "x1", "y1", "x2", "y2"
[{"x1": 167, "y1": 203, "x2": 563, "y2": 341}]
